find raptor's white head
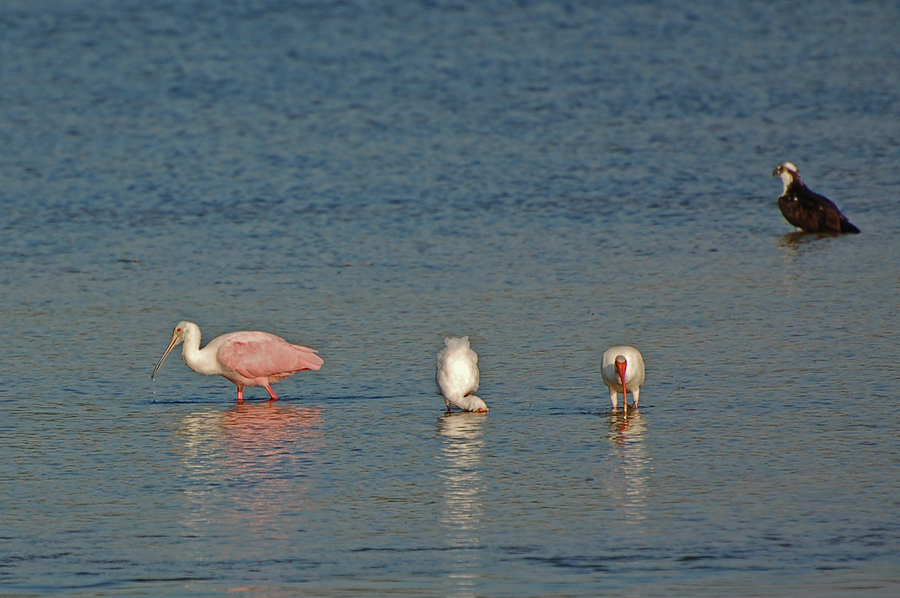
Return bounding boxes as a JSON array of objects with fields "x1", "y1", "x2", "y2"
[{"x1": 773, "y1": 161, "x2": 801, "y2": 194}]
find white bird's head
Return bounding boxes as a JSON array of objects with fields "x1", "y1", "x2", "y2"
[
  {"x1": 773, "y1": 161, "x2": 801, "y2": 193},
  {"x1": 457, "y1": 394, "x2": 489, "y2": 413},
  {"x1": 152, "y1": 320, "x2": 195, "y2": 379}
]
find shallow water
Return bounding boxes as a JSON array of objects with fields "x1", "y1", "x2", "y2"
[{"x1": 2, "y1": 1, "x2": 899, "y2": 596}]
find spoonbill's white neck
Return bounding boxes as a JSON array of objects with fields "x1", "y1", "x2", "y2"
[{"x1": 178, "y1": 322, "x2": 221, "y2": 376}]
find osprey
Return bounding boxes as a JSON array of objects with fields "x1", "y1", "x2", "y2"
[{"x1": 772, "y1": 162, "x2": 860, "y2": 233}]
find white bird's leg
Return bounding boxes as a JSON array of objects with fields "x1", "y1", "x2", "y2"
[
  {"x1": 444, "y1": 398, "x2": 452, "y2": 414},
  {"x1": 609, "y1": 391, "x2": 618, "y2": 411},
  {"x1": 632, "y1": 388, "x2": 640, "y2": 410},
  {"x1": 236, "y1": 385, "x2": 244, "y2": 403}
]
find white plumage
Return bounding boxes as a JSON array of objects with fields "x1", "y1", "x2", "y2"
[
  {"x1": 601, "y1": 345, "x2": 645, "y2": 411},
  {"x1": 435, "y1": 336, "x2": 488, "y2": 413}
]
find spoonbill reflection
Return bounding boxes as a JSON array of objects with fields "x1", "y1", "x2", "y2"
[
  {"x1": 601, "y1": 345, "x2": 645, "y2": 411},
  {"x1": 435, "y1": 337, "x2": 488, "y2": 413},
  {"x1": 177, "y1": 403, "x2": 324, "y2": 541},
  {"x1": 153, "y1": 321, "x2": 323, "y2": 402}
]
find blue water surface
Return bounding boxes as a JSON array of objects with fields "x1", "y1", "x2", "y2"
[{"x1": 1, "y1": 1, "x2": 899, "y2": 596}]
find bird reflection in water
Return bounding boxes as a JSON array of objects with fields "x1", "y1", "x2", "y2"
[
  {"x1": 605, "y1": 410, "x2": 650, "y2": 523},
  {"x1": 777, "y1": 231, "x2": 841, "y2": 297},
  {"x1": 779, "y1": 230, "x2": 840, "y2": 251},
  {"x1": 177, "y1": 403, "x2": 324, "y2": 545},
  {"x1": 437, "y1": 413, "x2": 487, "y2": 597}
]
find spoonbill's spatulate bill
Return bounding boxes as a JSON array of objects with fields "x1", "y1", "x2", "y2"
[
  {"x1": 152, "y1": 321, "x2": 323, "y2": 402},
  {"x1": 773, "y1": 161, "x2": 860, "y2": 234},
  {"x1": 435, "y1": 336, "x2": 488, "y2": 413},
  {"x1": 601, "y1": 345, "x2": 645, "y2": 411}
]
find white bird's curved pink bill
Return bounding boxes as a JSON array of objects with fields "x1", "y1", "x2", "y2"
[{"x1": 615, "y1": 356, "x2": 628, "y2": 410}]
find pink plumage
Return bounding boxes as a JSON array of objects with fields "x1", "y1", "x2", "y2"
[
  {"x1": 153, "y1": 322, "x2": 323, "y2": 402},
  {"x1": 216, "y1": 331, "x2": 324, "y2": 386}
]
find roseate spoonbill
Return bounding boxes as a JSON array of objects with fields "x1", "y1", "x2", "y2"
[
  {"x1": 601, "y1": 345, "x2": 645, "y2": 411},
  {"x1": 152, "y1": 321, "x2": 323, "y2": 402},
  {"x1": 435, "y1": 336, "x2": 488, "y2": 413},
  {"x1": 773, "y1": 162, "x2": 860, "y2": 233}
]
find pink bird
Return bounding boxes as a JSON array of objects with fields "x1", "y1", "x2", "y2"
[{"x1": 152, "y1": 321, "x2": 323, "y2": 402}]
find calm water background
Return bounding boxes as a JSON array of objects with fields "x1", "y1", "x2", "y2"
[{"x1": 2, "y1": 1, "x2": 899, "y2": 596}]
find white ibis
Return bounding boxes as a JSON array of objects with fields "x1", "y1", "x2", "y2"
[
  {"x1": 152, "y1": 321, "x2": 323, "y2": 402},
  {"x1": 435, "y1": 336, "x2": 488, "y2": 413},
  {"x1": 601, "y1": 345, "x2": 645, "y2": 411},
  {"x1": 773, "y1": 162, "x2": 860, "y2": 233}
]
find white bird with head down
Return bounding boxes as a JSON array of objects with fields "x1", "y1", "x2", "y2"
[
  {"x1": 435, "y1": 336, "x2": 488, "y2": 413},
  {"x1": 601, "y1": 345, "x2": 645, "y2": 411}
]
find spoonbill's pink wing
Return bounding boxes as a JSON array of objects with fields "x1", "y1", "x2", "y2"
[{"x1": 217, "y1": 332, "x2": 323, "y2": 380}]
